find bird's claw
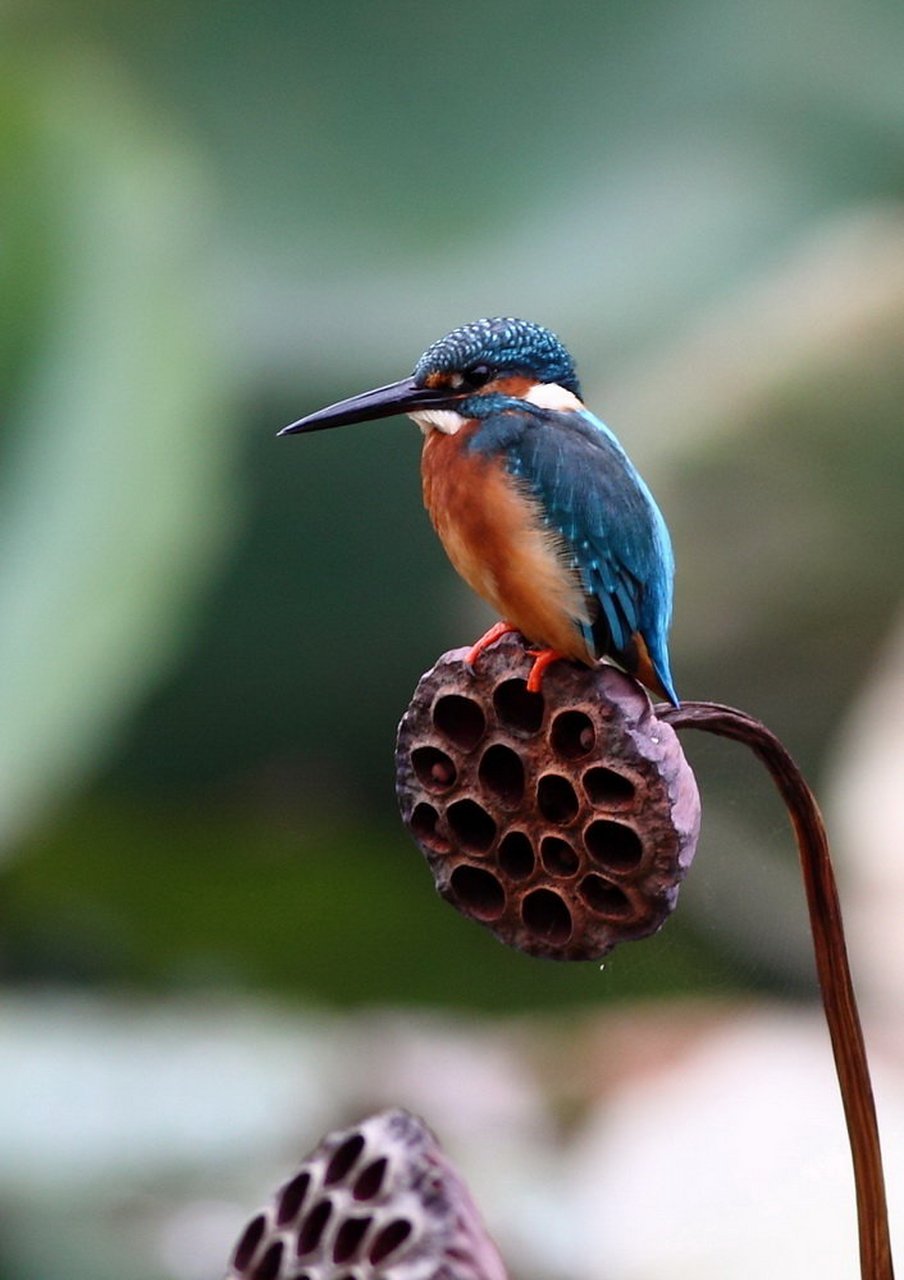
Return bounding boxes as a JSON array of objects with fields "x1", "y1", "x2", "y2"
[
  {"x1": 525, "y1": 648, "x2": 566, "y2": 693},
  {"x1": 465, "y1": 621, "x2": 520, "y2": 668}
]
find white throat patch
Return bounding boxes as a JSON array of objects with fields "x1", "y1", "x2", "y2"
[{"x1": 409, "y1": 408, "x2": 467, "y2": 436}]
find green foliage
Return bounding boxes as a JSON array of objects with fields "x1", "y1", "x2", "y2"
[
  {"x1": 3, "y1": 799, "x2": 744, "y2": 1010},
  {"x1": 0, "y1": 53, "x2": 239, "y2": 851}
]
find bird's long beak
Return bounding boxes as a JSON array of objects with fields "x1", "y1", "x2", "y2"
[{"x1": 278, "y1": 376, "x2": 461, "y2": 436}]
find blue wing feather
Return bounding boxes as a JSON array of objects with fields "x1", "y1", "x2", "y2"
[{"x1": 468, "y1": 403, "x2": 677, "y2": 702}]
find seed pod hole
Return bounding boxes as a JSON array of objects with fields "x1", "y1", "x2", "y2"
[
  {"x1": 540, "y1": 836, "x2": 579, "y2": 877},
  {"x1": 446, "y1": 799, "x2": 496, "y2": 853},
  {"x1": 537, "y1": 773, "x2": 579, "y2": 824},
  {"x1": 410, "y1": 803, "x2": 449, "y2": 853},
  {"x1": 233, "y1": 1214, "x2": 266, "y2": 1273},
  {"x1": 353, "y1": 1158, "x2": 388, "y2": 1202},
  {"x1": 550, "y1": 709, "x2": 596, "y2": 759},
  {"x1": 297, "y1": 1200, "x2": 333, "y2": 1256},
  {"x1": 325, "y1": 1132, "x2": 365, "y2": 1185},
  {"x1": 478, "y1": 743, "x2": 525, "y2": 805},
  {"x1": 493, "y1": 678, "x2": 544, "y2": 733},
  {"x1": 579, "y1": 873, "x2": 631, "y2": 916},
  {"x1": 449, "y1": 865, "x2": 506, "y2": 920},
  {"x1": 498, "y1": 831, "x2": 535, "y2": 880},
  {"x1": 411, "y1": 746, "x2": 457, "y2": 792},
  {"x1": 521, "y1": 889, "x2": 573, "y2": 944},
  {"x1": 251, "y1": 1242, "x2": 283, "y2": 1280},
  {"x1": 333, "y1": 1215, "x2": 373, "y2": 1263},
  {"x1": 585, "y1": 819, "x2": 644, "y2": 870},
  {"x1": 369, "y1": 1218, "x2": 413, "y2": 1265},
  {"x1": 583, "y1": 766, "x2": 635, "y2": 807},
  {"x1": 432, "y1": 694, "x2": 486, "y2": 751},
  {"x1": 276, "y1": 1170, "x2": 310, "y2": 1227}
]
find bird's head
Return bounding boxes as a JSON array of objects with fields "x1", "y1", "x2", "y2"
[{"x1": 279, "y1": 317, "x2": 583, "y2": 438}]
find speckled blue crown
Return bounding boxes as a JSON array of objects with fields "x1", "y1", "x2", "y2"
[{"x1": 413, "y1": 317, "x2": 582, "y2": 397}]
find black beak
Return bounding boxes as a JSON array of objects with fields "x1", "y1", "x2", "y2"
[{"x1": 278, "y1": 376, "x2": 462, "y2": 436}]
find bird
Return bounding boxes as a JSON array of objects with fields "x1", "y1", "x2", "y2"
[{"x1": 279, "y1": 317, "x2": 678, "y2": 706}]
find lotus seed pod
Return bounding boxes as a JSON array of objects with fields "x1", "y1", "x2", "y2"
[
  {"x1": 396, "y1": 631, "x2": 701, "y2": 961},
  {"x1": 226, "y1": 1109, "x2": 507, "y2": 1280}
]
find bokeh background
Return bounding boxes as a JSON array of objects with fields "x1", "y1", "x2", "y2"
[{"x1": 2, "y1": 2, "x2": 903, "y2": 1277}]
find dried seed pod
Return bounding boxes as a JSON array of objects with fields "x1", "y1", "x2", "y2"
[
  {"x1": 226, "y1": 1109, "x2": 507, "y2": 1280},
  {"x1": 396, "y1": 631, "x2": 701, "y2": 961}
]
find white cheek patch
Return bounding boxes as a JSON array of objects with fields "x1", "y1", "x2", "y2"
[
  {"x1": 409, "y1": 408, "x2": 467, "y2": 436},
  {"x1": 410, "y1": 383, "x2": 582, "y2": 434},
  {"x1": 523, "y1": 382, "x2": 583, "y2": 412}
]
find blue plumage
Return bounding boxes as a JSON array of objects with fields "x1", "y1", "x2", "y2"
[{"x1": 467, "y1": 399, "x2": 678, "y2": 705}]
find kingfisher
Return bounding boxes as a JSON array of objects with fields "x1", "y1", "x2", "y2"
[{"x1": 280, "y1": 317, "x2": 678, "y2": 705}]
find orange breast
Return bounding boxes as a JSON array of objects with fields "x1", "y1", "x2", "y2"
[{"x1": 421, "y1": 425, "x2": 593, "y2": 662}]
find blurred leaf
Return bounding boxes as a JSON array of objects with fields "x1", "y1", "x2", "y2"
[
  {"x1": 2, "y1": 799, "x2": 747, "y2": 1010},
  {"x1": 0, "y1": 54, "x2": 239, "y2": 851}
]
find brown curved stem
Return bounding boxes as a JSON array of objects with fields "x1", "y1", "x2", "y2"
[{"x1": 657, "y1": 700, "x2": 893, "y2": 1280}]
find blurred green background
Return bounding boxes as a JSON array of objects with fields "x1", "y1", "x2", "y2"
[{"x1": 1, "y1": 1, "x2": 903, "y2": 1277}]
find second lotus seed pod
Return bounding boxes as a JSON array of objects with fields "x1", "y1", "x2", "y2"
[{"x1": 226, "y1": 1109, "x2": 507, "y2": 1280}]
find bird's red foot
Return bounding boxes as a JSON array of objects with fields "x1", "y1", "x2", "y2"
[
  {"x1": 465, "y1": 621, "x2": 520, "y2": 668},
  {"x1": 526, "y1": 647, "x2": 566, "y2": 693}
]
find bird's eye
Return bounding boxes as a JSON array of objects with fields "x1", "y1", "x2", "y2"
[{"x1": 463, "y1": 363, "x2": 492, "y2": 388}]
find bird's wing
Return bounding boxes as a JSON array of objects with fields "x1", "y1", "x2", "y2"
[{"x1": 468, "y1": 405, "x2": 673, "y2": 666}]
